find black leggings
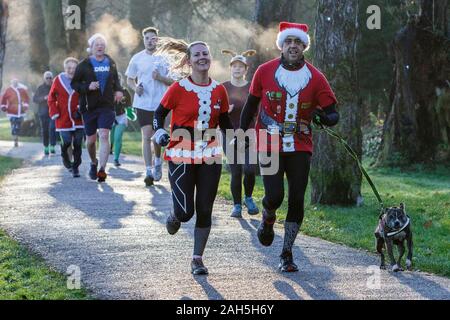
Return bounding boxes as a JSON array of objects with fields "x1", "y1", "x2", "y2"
[
  {"x1": 229, "y1": 161, "x2": 256, "y2": 204},
  {"x1": 261, "y1": 152, "x2": 311, "y2": 224},
  {"x1": 168, "y1": 161, "x2": 222, "y2": 228},
  {"x1": 223, "y1": 135, "x2": 257, "y2": 204}
]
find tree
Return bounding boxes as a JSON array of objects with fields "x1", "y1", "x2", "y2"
[
  {"x1": 0, "y1": 0, "x2": 8, "y2": 92},
  {"x1": 42, "y1": 0, "x2": 68, "y2": 73},
  {"x1": 247, "y1": 0, "x2": 294, "y2": 79},
  {"x1": 67, "y1": 0, "x2": 87, "y2": 56},
  {"x1": 310, "y1": 0, "x2": 362, "y2": 205},
  {"x1": 378, "y1": 0, "x2": 450, "y2": 165},
  {"x1": 29, "y1": 0, "x2": 50, "y2": 75}
]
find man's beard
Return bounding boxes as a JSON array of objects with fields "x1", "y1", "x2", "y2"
[{"x1": 275, "y1": 64, "x2": 312, "y2": 97}]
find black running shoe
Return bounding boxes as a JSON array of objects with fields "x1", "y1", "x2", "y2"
[
  {"x1": 97, "y1": 168, "x2": 107, "y2": 183},
  {"x1": 166, "y1": 214, "x2": 181, "y2": 235},
  {"x1": 257, "y1": 209, "x2": 276, "y2": 247},
  {"x1": 72, "y1": 167, "x2": 80, "y2": 178},
  {"x1": 114, "y1": 159, "x2": 121, "y2": 167},
  {"x1": 191, "y1": 258, "x2": 209, "y2": 275},
  {"x1": 62, "y1": 155, "x2": 72, "y2": 170},
  {"x1": 89, "y1": 162, "x2": 98, "y2": 180},
  {"x1": 144, "y1": 174, "x2": 154, "y2": 187},
  {"x1": 279, "y1": 251, "x2": 299, "y2": 272}
]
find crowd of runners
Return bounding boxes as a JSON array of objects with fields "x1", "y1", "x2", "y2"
[{"x1": 0, "y1": 22, "x2": 339, "y2": 275}]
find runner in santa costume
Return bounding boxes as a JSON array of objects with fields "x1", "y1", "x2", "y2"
[
  {"x1": 48, "y1": 57, "x2": 85, "y2": 178},
  {"x1": 240, "y1": 22, "x2": 340, "y2": 272},
  {"x1": 152, "y1": 39, "x2": 233, "y2": 275},
  {"x1": 1, "y1": 79, "x2": 30, "y2": 147}
]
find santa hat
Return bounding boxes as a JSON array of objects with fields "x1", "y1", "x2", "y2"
[
  {"x1": 276, "y1": 22, "x2": 310, "y2": 51},
  {"x1": 87, "y1": 33, "x2": 107, "y2": 53},
  {"x1": 222, "y1": 49, "x2": 257, "y2": 66}
]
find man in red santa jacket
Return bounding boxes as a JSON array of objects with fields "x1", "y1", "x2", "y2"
[
  {"x1": 48, "y1": 57, "x2": 85, "y2": 178},
  {"x1": 1, "y1": 78, "x2": 30, "y2": 147},
  {"x1": 240, "y1": 22, "x2": 340, "y2": 272}
]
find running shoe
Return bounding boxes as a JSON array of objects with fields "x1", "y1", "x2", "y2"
[
  {"x1": 62, "y1": 154, "x2": 72, "y2": 170},
  {"x1": 191, "y1": 258, "x2": 209, "y2": 275},
  {"x1": 166, "y1": 214, "x2": 181, "y2": 235},
  {"x1": 97, "y1": 168, "x2": 107, "y2": 183},
  {"x1": 89, "y1": 162, "x2": 98, "y2": 180},
  {"x1": 144, "y1": 174, "x2": 154, "y2": 187},
  {"x1": 257, "y1": 208, "x2": 276, "y2": 247},
  {"x1": 114, "y1": 159, "x2": 121, "y2": 167},
  {"x1": 278, "y1": 251, "x2": 299, "y2": 272},
  {"x1": 230, "y1": 204, "x2": 242, "y2": 218},
  {"x1": 244, "y1": 197, "x2": 259, "y2": 215},
  {"x1": 72, "y1": 167, "x2": 80, "y2": 178},
  {"x1": 44, "y1": 146, "x2": 50, "y2": 156},
  {"x1": 153, "y1": 164, "x2": 163, "y2": 182},
  {"x1": 50, "y1": 145, "x2": 56, "y2": 154}
]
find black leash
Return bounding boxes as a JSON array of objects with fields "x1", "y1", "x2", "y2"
[{"x1": 313, "y1": 119, "x2": 384, "y2": 210}]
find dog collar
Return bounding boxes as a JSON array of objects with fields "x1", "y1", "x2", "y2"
[{"x1": 386, "y1": 216, "x2": 410, "y2": 238}]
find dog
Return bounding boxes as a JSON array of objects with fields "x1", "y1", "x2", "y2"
[{"x1": 375, "y1": 203, "x2": 413, "y2": 272}]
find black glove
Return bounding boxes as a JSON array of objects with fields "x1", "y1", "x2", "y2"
[{"x1": 311, "y1": 108, "x2": 329, "y2": 126}]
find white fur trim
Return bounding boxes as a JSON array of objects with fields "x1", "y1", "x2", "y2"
[
  {"x1": 277, "y1": 28, "x2": 310, "y2": 50},
  {"x1": 178, "y1": 78, "x2": 218, "y2": 130}
]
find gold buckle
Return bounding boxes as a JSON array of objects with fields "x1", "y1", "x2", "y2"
[{"x1": 283, "y1": 122, "x2": 297, "y2": 134}]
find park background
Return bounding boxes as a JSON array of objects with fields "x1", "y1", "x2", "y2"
[{"x1": 0, "y1": 0, "x2": 448, "y2": 299}]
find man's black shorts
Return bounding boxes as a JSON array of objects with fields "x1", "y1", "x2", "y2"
[{"x1": 136, "y1": 108, "x2": 154, "y2": 128}]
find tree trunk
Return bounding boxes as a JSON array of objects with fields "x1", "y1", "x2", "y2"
[
  {"x1": 28, "y1": 0, "x2": 50, "y2": 75},
  {"x1": 129, "y1": 0, "x2": 156, "y2": 54},
  {"x1": 42, "y1": 0, "x2": 68, "y2": 73},
  {"x1": 247, "y1": 0, "x2": 294, "y2": 79},
  {"x1": 311, "y1": 0, "x2": 362, "y2": 206},
  {"x1": 67, "y1": 0, "x2": 87, "y2": 56},
  {"x1": 378, "y1": 0, "x2": 450, "y2": 165},
  {"x1": 0, "y1": 0, "x2": 8, "y2": 92}
]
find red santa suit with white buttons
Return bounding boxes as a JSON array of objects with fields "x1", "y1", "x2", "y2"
[
  {"x1": 250, "y1": 58, "x2": 337, "y2": 154},
  {"x1": 160, "y1": 77, "x2": 229, "y2": 164}
]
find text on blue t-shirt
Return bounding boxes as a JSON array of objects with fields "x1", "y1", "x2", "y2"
[{"x1": 90, "y1": 56, "x2": 110, "y2": 95}]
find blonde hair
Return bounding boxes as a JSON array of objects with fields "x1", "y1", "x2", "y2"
[
  {"x1": 63, "y1": 57, "x2": 79, "y2": 67},
  {"x1": 156, "y1": 37, "x2": 210, "y2": 75}
]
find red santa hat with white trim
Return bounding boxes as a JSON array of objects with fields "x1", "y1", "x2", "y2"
[{"x1": 276, "y1": 22, "x2": 310, "y2": 51}]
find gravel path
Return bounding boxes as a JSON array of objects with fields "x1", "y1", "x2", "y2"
[{"x1": 0, "y1": 140, "x2": 449, "y2": 300}]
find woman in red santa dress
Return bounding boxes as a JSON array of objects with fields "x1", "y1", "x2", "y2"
[
  {"x1": 152, "y1": 39, "x2": 233, "y2": 275},
  {"x1": 48, "y1": 57, "x2": 85, "y2": 178},
  {"x1": 240, "y1": 22, "x2": 340, "y2": 272}
]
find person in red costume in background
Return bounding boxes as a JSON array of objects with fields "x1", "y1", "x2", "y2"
[
  {"x1": 48, "y1": 57, "x2": 85, "y2": 178},
  {"x1": 1, "y1": 78, "x2": 30, "y2": 147}
]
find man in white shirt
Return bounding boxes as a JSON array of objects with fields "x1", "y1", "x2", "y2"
[{"x1": 126, "y1": 27, "x2": 174, "y2": 186}]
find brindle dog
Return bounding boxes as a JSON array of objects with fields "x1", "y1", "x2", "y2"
[{"x1": 375, "y1": 203, "x2": 413, "y2": 272}]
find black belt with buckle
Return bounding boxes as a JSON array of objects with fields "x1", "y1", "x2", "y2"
[{"x1": 260, "y1": 109, "x2": 302, "y2": 135}]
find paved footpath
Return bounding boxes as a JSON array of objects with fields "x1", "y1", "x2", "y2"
[{"x1": 0, "y1": 140, "x2": 449, "y2": 300}]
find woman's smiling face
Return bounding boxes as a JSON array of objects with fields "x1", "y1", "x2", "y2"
[{"x1": 188, "y1": 43, "x2": 211, "y2": 73}]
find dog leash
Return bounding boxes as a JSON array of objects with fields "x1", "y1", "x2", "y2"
[{"x1": 313, "y1": 118, "x2": 384, "y2": 211}]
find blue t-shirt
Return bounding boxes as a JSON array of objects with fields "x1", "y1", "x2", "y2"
[{"x1": 90, "y1": 56, "x2": 110, "y2": 94}]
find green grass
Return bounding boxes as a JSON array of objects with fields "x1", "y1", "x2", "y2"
[{"x1": 0, "y1": 156, "x2": 90, "y2": 300}]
